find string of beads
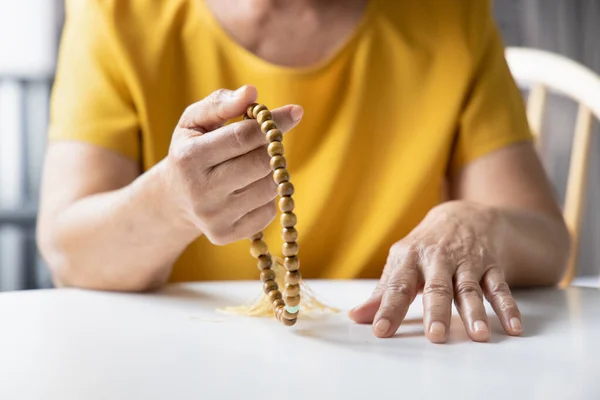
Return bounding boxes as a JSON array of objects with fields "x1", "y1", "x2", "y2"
[{"x1": 245, "y1": 103, "x2": 301, "y2": 326}]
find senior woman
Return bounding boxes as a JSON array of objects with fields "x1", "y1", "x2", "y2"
[{"x1": 38, "y1": 0, "x2": 569, "y2": 344}]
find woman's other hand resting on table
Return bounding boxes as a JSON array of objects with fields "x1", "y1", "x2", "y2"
[{"x1": 350, "y1": 144, "x2": 569, "y2": 343}]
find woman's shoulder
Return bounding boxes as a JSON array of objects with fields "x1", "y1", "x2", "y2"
[
  {"x1": 64, "y1": 0, "x2": 198, "y2": 72},
  {"x1": 66, "y1": 0, "x2": 194, "y2": 41}
]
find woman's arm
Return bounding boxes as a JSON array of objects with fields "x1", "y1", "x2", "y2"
[
  {"x1": 37, "y1": 86, "x2": 302, "y2": 292},
  {"x1": 449, "y1": 141, "x2": 570, "y2": 287},
  {"x1": 37, "y1": 143, "x2": 197, "y2": 292}
]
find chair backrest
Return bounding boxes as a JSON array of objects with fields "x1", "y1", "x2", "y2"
[{"x1": 505, "y1": 47, "x2": 600, "y2": 288}]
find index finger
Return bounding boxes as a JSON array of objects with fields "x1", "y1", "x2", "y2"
[
  {"x1": 194, "y1": 104, "x2": 303, "y2": 168},
  {"x1": 372, "y1": 248, "x2": 420, "y2": 338}
]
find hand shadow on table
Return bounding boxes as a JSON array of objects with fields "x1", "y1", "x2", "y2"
[{"x1": 291, "y1": 310, "x2": 551, "y2": 358}]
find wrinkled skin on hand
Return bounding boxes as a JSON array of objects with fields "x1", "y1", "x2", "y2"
[{"x1": 350, "y1": 201, "x2": 523, "y2": 343}]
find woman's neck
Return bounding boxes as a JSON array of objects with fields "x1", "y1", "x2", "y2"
[{"x1": 204, "y1": 0, "x2": 369, "y2": 68}]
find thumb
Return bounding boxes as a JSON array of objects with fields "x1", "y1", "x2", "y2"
[{"x1": 178, "y1": 85, "x2": 258, "y2": 132}]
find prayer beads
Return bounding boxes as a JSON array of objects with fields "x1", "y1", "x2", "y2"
[{"x1": 245, "y1": 103, "x2": 302, "y2": 326}]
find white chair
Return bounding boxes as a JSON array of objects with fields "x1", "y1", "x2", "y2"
[{"x1": 505, "y1": 47, "x2": 600, "y2": 288}]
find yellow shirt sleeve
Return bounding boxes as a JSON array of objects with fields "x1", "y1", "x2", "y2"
[
  {"x1": 48, "y1": 0, "x2": 140, "y2": 162},
  {"x1": 451, "y1": 1, "x2": 533, "y2": 174}
]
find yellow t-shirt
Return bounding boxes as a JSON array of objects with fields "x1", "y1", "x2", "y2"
[{"x1": 49, "y1": 0, "x2": 532, "y2": 281}]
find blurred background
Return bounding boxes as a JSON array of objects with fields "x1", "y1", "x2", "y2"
[{"x1": 0, "y1": 0, "x2": 598, "y2": 292}]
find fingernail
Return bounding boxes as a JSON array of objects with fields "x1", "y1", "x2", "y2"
[
  {"x1": 510, "y1": 317, "x2": 522, "y2": 333},
  {"x1": 474, "y1": 320, "x2": 489, "y2": 333},
  {"x1": 290, "y1": 105, "x2": 304, "y2": 122},
  {"x1": 374, "y1": 319, "x2": 391, "y2": 336},
  {"x1": 232, "y1": 86, "x2": 247, "y2": 98},
  {"x1": 429, "y1": 322, "x2": 446, "y2": 337}
]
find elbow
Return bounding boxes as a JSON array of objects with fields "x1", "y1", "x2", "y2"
[
  {"x1": 46, "y1": 257, "x2": 168, "y2": 293},
  {"x1": 37, "y1": 230, "x2": 167, "y2": 293}
]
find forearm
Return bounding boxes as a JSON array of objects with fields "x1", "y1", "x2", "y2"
[
  {"x1": 40, "y1": 160, "x2": 200, "y2": 291},
  {"x1": 494, "y1": 206, "x2": 570, "y2": 287}
]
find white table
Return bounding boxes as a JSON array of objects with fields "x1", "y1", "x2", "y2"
[{"x1": 1, "y1": 281, "x2": 599, "y2": 400}]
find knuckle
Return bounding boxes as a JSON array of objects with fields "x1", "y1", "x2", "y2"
[
  {"x1": 230, "y1": 121, "x2": 248, "y2": 151},
  {"x1": 455, "y1": 280, "x2": 483, "y2": 298},
  {"x1": 377, "y1": 304, "x2": 401, "y2": 318},
  {"x1": 206, "y1": 163, "x2": 238, "y2": 194},
  {"x1": 385, "y1": 280, "x2": 415, "y2": 299},
  {"x1": 209, "y1": 88, "x2": 228, "y2": 105},
  {"x1": 208, "y1": 227, "x2": 234, "y2": 246},
  {"x1": 202, "y1": 169, "x2": 221, "y2": 194},
  {"x1": 497, "y1": 297, "x2": 518, "y2": 312},
  {"x1": 209, "y1": 234, "x2": 229, "y2": 246},
  {"x1": 489, "y1": 280, "x2": 511, "y2": 296},
  {"x1": 179, "y1": 105, "x2": 197, "y2": 127},
  {"x1": 193, "y1": 206, "x2": 219, "y2": 225},
  {"x1": 171, "y1": 144, "x2": 194, "y2": 167},
  {"x1": 420, "y1": 242, "x2": 451, "y2": 263},
  {"x1": 208, "y1": 89, "x2": 231, "y2": 119},
  {"x1": 423, "y1": 278, "x2": 453, "y2": 298},
  {"x1": 183, "y1": 104, "x2": 196, "y2": 118},
  {"x1": 390, "y1": 240, "x2": 410, "y2": 255},
  {"x1": 387, "y1": 241, "x2": 415, "y2": 267}
]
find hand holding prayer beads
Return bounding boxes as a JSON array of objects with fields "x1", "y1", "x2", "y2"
[
  {"x1": 245, "y1": 103, "x2": 302, "y2": 326},
  {"x1": 164, "y1": 88, "x2": 302, "y2": 247}
]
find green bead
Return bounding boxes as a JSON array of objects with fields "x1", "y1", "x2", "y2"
[{"x1": 285, "y1": 305, "x2": 300, "y2": 314}]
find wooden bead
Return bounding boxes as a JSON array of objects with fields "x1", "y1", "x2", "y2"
[
  {"x1": 282, "y1": 227, "x2": 298, "y2": 242},
  {"x1": 261, "y1": 120, "x2": 277, "y2": 134},
  {"x1": 282, "y1": 241, "x2": 299, "y2": 257},
  {"x1": 268, "y1": 289, "x2": 282, "y2": 302},
  {"x1": 285, "y1": 283, "x2": 301, "y2": 297},
  {"x1": 250, "y1": 232, "x2": 263, "y2": 241},
  {"x1": 275, "y1": 306, "x2": 284, "y2": 321},
  {"x1": 247, "y1": 103, "x2": 259, "y2": 118},
  {"x1": 273, "y1": 168, "x2": 290, "y2": 184},
  {"x1": 282, "y1": 317, "x2": 297, "y2": 326},
  {"x1": 286, "y1": 270, "x2": 301, "y2": 285},
  {"x1": 284, "y1": 294, "x2": 301, "y2": 307},
  {"x1": 268, "y1": 142, "x2": 284, "y2": 157},
  {"x1": 260, "y1": 269, "x2": 276, "y2": 282},
  {"x1": 278, "y1": 181, "x2": 294, "y2": 197},
  {"x1": 270, "y1": 155, "x2": 286, "y2": 170},
  {"x1": 263, "y1": 280, "x2": 278, "y2": 293},
  {"x1": 273, "y1": 298, "x2": 285, "y2": 309},
  {"x1": 256, "y1": 110, "x2": 272, "y2": 124},
  {"x1": 283, "y1": 309, "x2": 299, "y2": 320},
  {"x1": 281, "y1": 212, "x2": 297, "y2": 228},
  {"x1": 266, "y1": 129, "x2": 283, "y2": 142},
  {"x1": 252, "y1": 104, "x2": 267, "y2": 118},
  {"x1": 279, "y1": 197, "x2": 294, "y2": 213},
  {"x1": 250, "y1": 239, "x2": 269, "y2": 258},
  {"x1": 257, "y1": 255, "x2": 273, "y2": 270},
  {"x1": 284, "y1": 256, "x2": 299, "y2": 271}
]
